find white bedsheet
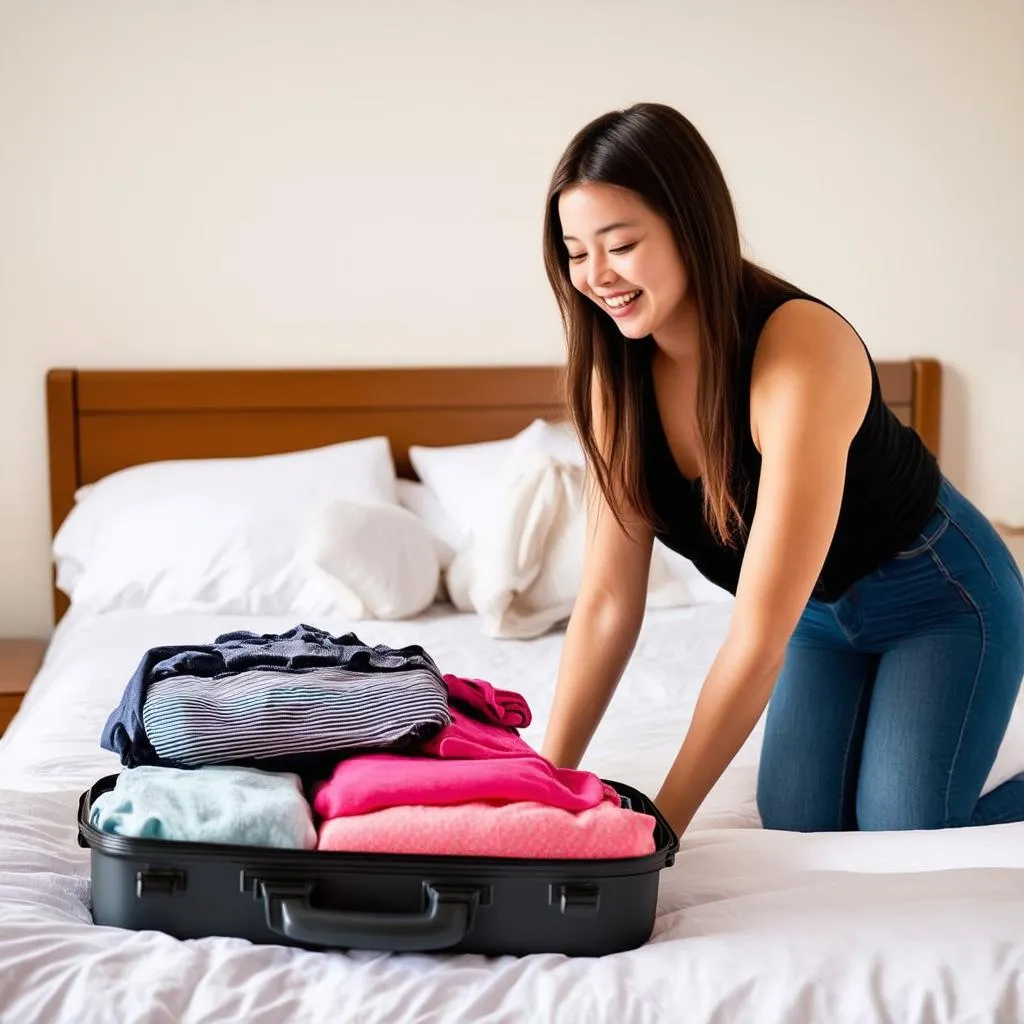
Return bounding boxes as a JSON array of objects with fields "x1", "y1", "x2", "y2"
[{"x1": 0, "y1": 604, "x2": 1022, "y2": 1023}]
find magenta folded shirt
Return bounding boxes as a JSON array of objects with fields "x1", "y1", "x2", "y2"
[
  {"x1": 312, "y1": 700, "x2": 619, "y2": 817},
  {"x1": 312, "y1": 750, "x2": 619, "y2": 818},
  {"x1": 441, "y1": 673, "x2": 531, "y2": 729}
]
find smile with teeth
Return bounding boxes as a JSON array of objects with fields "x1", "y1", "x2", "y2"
[{"x1": 604, "y1": 290, "x2": 642, "y2": 309}]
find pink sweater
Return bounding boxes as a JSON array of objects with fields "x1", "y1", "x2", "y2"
[
  {"x1": 313, "y1": 699, "x2": 619, "y2": 817},
  {"x1": 317, "y1": 800, "x2": 657, "y2": 859}
]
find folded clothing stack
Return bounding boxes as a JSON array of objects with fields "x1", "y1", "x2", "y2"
[
  {"x1": 92, "y1": 627, "x2": 656, "y2": 860},
  {"x1": 93, "y1": 624, "x2": 448, "y2": 847},
  {"x1": 312, "y1": 673, "x2": 657, "y2": 859}
]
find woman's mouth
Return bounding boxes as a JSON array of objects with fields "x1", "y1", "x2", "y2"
[{"x1": 602, "y1": 290, "x2": 642, "y2": 318}]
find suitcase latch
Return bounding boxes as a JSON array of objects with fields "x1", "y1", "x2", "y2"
[
  {"x1": 135, "y1": 869, "x2": 186, "y2": 898},
  {"x1": 552, "y1": 883, "x2": 601, "y2": 917}
]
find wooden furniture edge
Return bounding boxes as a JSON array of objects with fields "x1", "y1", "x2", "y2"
[
  {"x1": 46, "y1": 369, "x2": 78, "y2": 624},
  {"x1": 911, "y1": 358, "x2": 942, "y2": 457}
]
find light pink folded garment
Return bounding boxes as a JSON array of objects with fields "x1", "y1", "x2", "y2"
[
  {"x1": 442, "y1": 673, "x2": 531, "y2": 728},
  {"x1": 312, "y1": 750, "x2": 620, "y2": 818},
  {"x1": 317, "y1": 800, "x2": 657, "y2": 859}
]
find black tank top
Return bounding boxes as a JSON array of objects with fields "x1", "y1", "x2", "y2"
[{"x1": 642, "y1": 281, "x2": 942, "y2": 603}]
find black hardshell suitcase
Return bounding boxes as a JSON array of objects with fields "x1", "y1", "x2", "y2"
[{"x1": 77, "y1": 773, "x2": 679, "y2": 957}]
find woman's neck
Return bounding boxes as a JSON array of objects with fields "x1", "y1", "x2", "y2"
[{"x1": 652, "y1": 294, "x2": 701, "y2": 365}]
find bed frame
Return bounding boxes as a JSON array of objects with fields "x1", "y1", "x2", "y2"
[{"x1": 45, "y1": 359, "x2": 942, "y2": 623}]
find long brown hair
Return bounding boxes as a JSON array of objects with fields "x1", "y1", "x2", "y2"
[{"x1": 542, "y1": 102, "x2": 782, "y2": 546}]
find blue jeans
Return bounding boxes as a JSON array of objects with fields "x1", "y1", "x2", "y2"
[{"x1": 757, "y1": 477, "x2": 1024, "y2": 831}]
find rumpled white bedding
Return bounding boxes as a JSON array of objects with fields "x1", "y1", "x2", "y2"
[
  {"x1": 1, "y1": 604, "x2": 1022, "y2": 1024},
  {"x1": 445, "y1": 451, "x2": 689, "y2": 639}
]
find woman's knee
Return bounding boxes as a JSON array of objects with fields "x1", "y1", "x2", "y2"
[
  {"x1": 854, "y1": 783, "x2": 970, "y2": 832},
  {"x1": 756, "y1": 770, "x2": 845, "y2": 832}
]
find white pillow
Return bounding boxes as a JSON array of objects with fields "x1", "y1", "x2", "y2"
[
  {"x1": 444, "y1": 449, "x2": 695, "y2": 638},
  {"x1": 395, "y1": 479, "x2": 461, "y2": 570},
  {"x1": 298, "y1": 501, "x2": 440, "y2": 620},
  {"x1": 445, "y1": 451, "x2": 586, "y2": 638},
  {"x1": 408, "y1": 418, "x2": 584, "y2": 543},
  {"x1": 410, "y1": 418, "x2": 734, "y2": 608},
  {"x1": 52, "y1": 437, "x2": 400, "y2": 616}
]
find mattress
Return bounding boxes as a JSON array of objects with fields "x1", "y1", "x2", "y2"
[{"x1": 0, "y1": 603, "x2": 1022, "y2": 1023}]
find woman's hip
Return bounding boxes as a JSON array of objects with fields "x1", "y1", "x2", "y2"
[{"x1": 796, "y1": 477, "x2": 1024, "y2": 653}]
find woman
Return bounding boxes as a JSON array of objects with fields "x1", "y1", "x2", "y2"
[{"x1": 539, "y1": 102, "x2": 1024, "y2": 836}]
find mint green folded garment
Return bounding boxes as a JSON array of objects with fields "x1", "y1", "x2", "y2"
[{"x1": 89, "y1": 765, "x2": 316, "y2": 849}]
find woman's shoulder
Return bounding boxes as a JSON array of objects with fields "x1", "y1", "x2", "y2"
[
  {"x1": 739, "y1": 266, "x2": 863, "y2": 363},
  {"x1": 756, "y1": 298, "x2": 864, "y2": 367},
  {"x1": 747, "y1": 292, "x2": 872, "y2": 446},
  {"x1": 740, "y1": 267, "x2": 825, "y2": 333}
]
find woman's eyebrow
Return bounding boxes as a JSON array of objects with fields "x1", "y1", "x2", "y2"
[{"x1": 562, "y1": 220, "x2": 639, "y2": 243}]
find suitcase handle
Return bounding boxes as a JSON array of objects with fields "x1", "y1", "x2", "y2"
[{"x1": 260, "y1": 881, "x2": 477, "y2": 952}]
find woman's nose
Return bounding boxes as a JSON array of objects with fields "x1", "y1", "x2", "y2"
[{"x1": 587, "y1": 253, "x2": 615, "y2": 292}]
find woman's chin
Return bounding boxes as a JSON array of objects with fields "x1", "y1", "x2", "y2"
[{"x1": 615, "y1": 319, "x2": 650, "y2": 340}]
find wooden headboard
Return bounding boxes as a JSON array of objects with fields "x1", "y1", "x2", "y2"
[{"x1": 45, "y1": 359, "x2": 941, "y2": 623}]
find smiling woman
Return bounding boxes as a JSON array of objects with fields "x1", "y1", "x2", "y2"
[
  {"x1": 560, "y1": 198, "x2": 688, "y2": 333},
  {"x1": 538, "y1": 102, "x2": 1024, "y2": 839}
]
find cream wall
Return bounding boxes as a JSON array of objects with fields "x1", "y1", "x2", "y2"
[{"x1": 0, "y1": 1, "x2": 1021, "y2": 637}]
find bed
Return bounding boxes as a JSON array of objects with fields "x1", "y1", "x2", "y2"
[{"x1": 2, "y1": 358, "x2": 1022, "y2": 1024}]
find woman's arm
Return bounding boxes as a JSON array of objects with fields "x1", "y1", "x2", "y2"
[
  {"x1": 541, "y1": 381, "x2": 654, "y2": 770},
  {"x1": 654, "y1": 301, "x2": 872, "y2": 834}
]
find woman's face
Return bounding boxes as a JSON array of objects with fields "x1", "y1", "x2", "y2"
[{"x1": 558, "y1": 182, "x2": 689, "y2": 340}]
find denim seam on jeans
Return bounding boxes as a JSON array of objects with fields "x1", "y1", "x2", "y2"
[
  {"x1": 826, "y1": 601, "x2": 859, "y2": 646},
  {"x1": 926, "y1": 544, "x2": 987, "y2": 826},
  {"x1": 893, "y1": 515, "x2": 949, "y2": 559},
  {"x1": 938, "y1": 498, "x2": 998, "y2": 589}
]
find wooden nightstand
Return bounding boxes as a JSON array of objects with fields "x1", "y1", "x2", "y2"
[{"x1": 0, "y1": 639, "x2": 47, "y2": 736}]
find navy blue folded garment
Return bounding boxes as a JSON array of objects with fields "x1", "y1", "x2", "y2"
[
  {"x1": 141, "y1": 666, "x2": 449, "y2": 767},
  {"x1": 100, "y1": 624, "x2": 448, "y2": 768}
]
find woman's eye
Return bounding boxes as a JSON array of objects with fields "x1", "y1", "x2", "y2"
[
  {"x1": 568, "y1": 253, "x2": 587, "y2": 263},
  {"x1": 610, "y1": 243, "x2": 637, "y2": 255}
]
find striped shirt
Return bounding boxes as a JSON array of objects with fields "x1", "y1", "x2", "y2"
[
  {"x1": 142, "y1": 667, "x2": 450, "y2": 767},
  {"x1": 101, "y1": 624, "x2": 448, "y2": 768}
]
